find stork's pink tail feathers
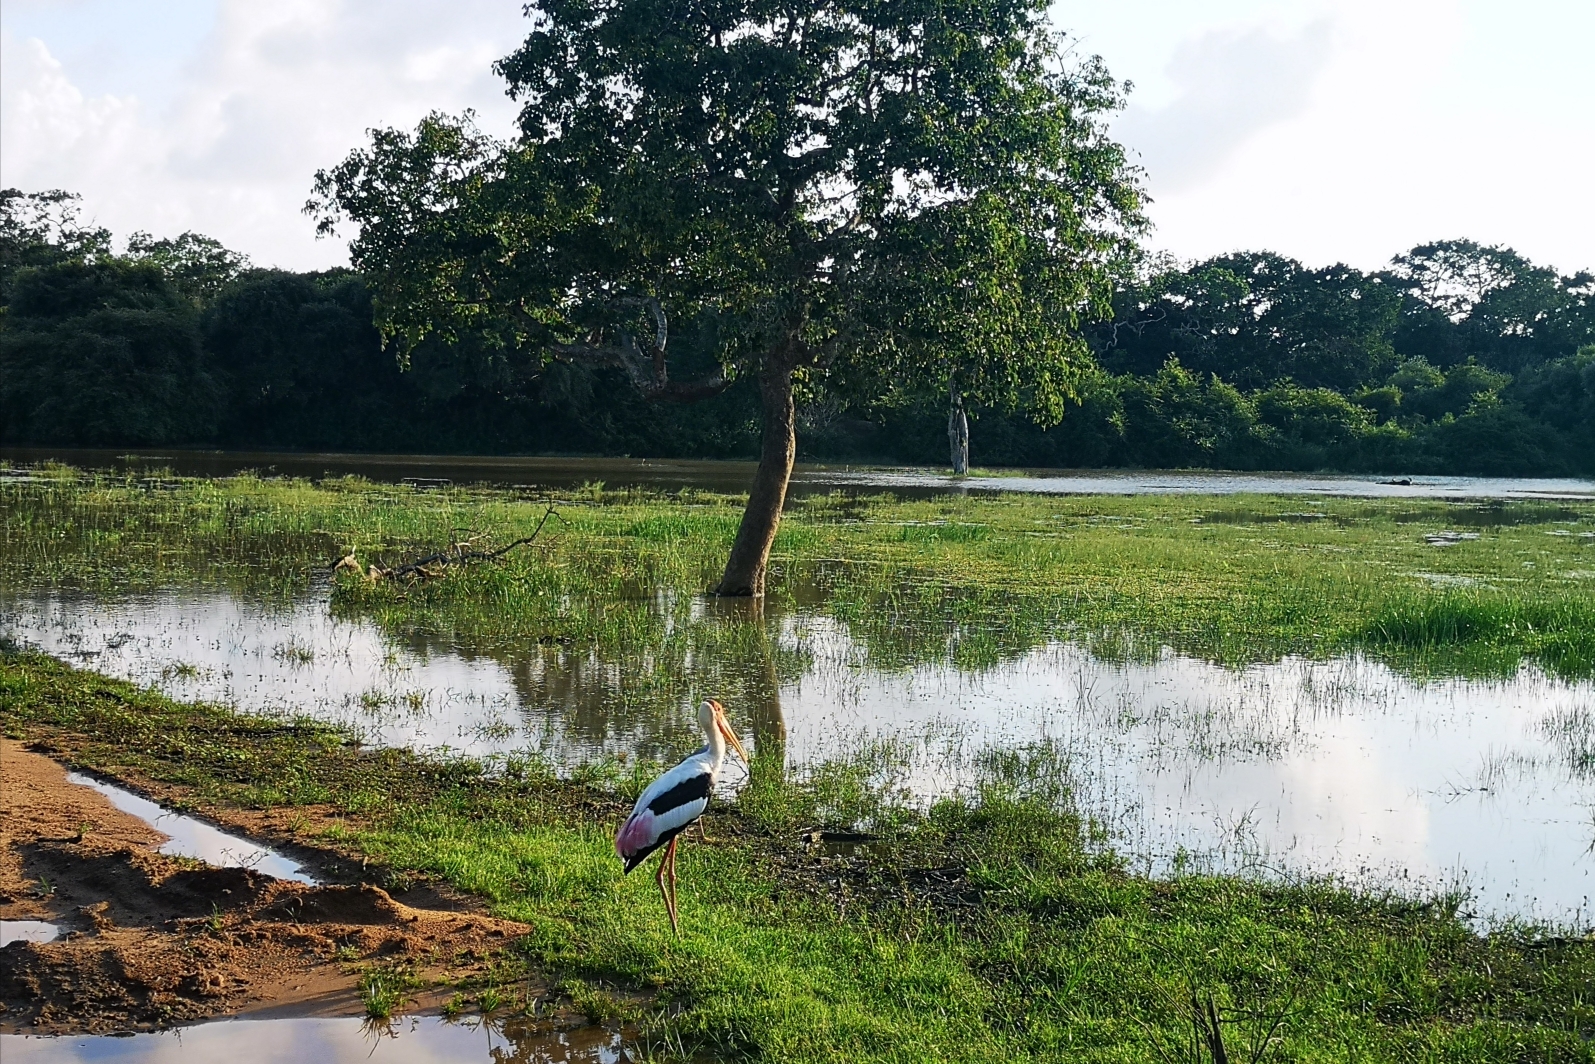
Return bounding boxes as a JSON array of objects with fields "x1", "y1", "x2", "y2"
[{"x1": 615, "y1": 810, "x2": 655, "y2": 860}]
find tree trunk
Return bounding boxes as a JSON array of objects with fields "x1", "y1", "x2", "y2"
[
  {"x1": 948, "y1": 387, "x2": 970, "y2": 476},
  {"x1": 715, "y1": 356, "x2": 797, "y2": 596}
]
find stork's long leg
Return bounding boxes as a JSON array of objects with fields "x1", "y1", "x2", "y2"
[
  {"x1": 654, "y1": 845, "x2": 675, "y2": 934},
  {"x1": 668, "y1": 836, "x2": 680, "y2": 932},
  {"x1": 669, "y1": 835, "x2": 680, "y2": 907},
  {"x1": 660, "y1": 836, "x2": 681, "y2": 935}
]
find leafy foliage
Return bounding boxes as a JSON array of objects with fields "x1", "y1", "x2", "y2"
[
  {"x1": 307, "y1": 0, "x2": 1145, "y2": 417},
  {"x1": 126, "y1": 230, "x2": 250, "y2": 308},
  {"x1": 1096, "y1": 251, "x2": 1404, "y2": 391},
  {"x1": 1388, "y1": 239, "x2": 1595, "y2": 373},
  {"x1": 0, "y1": 259, "x2": 220, "y2": 444},
  {"x1": 1, "y1": 185, "x2": 1591, "y2": 475},
  {"x1": 0, "y1": 188, "x2": 113, "y2": 299}
]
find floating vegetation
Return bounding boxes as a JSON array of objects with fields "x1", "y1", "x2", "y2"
[
  {"x1": 272, "y1": 637, "x2": 316, "y2": 665},
  {"x1": 1541, "y1": 704, "x2": 1595, "y2": 780}
]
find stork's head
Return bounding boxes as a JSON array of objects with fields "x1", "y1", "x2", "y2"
[{"x1": 698, "y1": 698, "x2": 748, "y2": 762}]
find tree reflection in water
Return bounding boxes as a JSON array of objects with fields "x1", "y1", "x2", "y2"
[{"x1": 393, "y1": 588, "x2": 797, "y2": 773}]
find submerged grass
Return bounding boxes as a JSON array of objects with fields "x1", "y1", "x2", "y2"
[
  {"x1": 2, "y1": 465, "x2": 1593, "y2": 679},
  {"x1": 1358, "y1": 593, "x2": 1595, "y2": 677},
  {"x1": 3, "y1": 652, "x2": 1590, "y2": 1062}
]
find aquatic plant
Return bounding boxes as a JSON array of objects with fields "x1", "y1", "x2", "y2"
[{"x1": 4, "y1": 468, "x2": 1593, "y2": 680}]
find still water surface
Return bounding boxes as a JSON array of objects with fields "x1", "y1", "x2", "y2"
[
  {"x1": 6, "y1": 588, "x2": 1591, "y2": 926},
  {"x1": 0, "y1": 920, "x2": 61, "y2": 947},
  {"x1": 6, "y1": 446, "x2": 1593, "y2": 500},
  {"x1": 0, "y1": 1016, "x2": 628, "y2": 1063}
]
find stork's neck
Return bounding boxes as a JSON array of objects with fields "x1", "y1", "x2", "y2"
[{"x1": 702, "y1": 715, "x2": 726, "y2": 772}]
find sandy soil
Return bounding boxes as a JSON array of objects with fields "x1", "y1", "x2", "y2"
[{"x1": 0, "y1": 740, "x2": 531, "y2": 1034}]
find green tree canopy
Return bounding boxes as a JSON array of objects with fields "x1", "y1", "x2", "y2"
[
  {"x1": 1387, "y1": 240, "x2": 1595, "y2": 373},
  {"x1": 1094, "y1": 252, "x2": 1402, "y2": 391},
  {"x1": 0, "y1": 259, "x2": 219, "y2": 444},
  {"x1": 126, "y1": 230, "x2": 251, "y2": 309},
  {"x1": 309, "y1": 0, "x2": 1144, "y2": 593}
]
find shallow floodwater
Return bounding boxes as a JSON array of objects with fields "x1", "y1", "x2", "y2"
[
  {"x1": 5, "y1": 446, "x2": 1592, "y2": 500},
  {"x1": 6, "y1": 590, "x2": 1592, "y2": 926},
  {"x1": 0, "y1": 1016, "x2": 628, "y2": 1063},
  {"x1": 66, "y1": 772, "x2": 317, "y2": 884}
]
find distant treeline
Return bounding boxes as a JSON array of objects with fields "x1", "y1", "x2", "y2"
[{"x1": 3, "y1": 189, "x2": 1591, "y2": 475}]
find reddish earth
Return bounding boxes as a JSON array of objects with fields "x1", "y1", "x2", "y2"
[{"x1": 0, "y1": 740, "x2": 532, "y2": 1034}]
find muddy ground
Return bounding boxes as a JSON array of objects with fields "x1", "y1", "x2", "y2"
[{"x1": 0, "y1": 740, "x2": 534, "y2": 1034}]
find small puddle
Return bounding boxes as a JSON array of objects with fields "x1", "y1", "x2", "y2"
[
  {"x1": 0, "y1": 921, "x2": 61, "y2": 947},
  {"x1": 0, "y1": 1015, "x2": 630, "y2": 1062},
  {"x1": 67, "y1": 773, "x2": 318, "y2": 885}
]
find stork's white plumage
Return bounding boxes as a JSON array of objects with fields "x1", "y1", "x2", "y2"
[{"x1": 615, "y1": 699, "x2": 748, "y2": 934}]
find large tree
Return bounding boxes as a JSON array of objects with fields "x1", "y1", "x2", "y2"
[{"x1": 310, "y1": 0, "x2": 1143, "y2": 595}]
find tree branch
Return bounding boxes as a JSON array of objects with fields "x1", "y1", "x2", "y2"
[
  {"x1": 543, "y1": 296, "x2": 734, "y2": 403},
  {"x1": 335, "y1": 507, "x2": 566, "y2": 582}
]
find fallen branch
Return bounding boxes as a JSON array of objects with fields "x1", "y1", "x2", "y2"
[{"x1": 333, "y1": 507, "x2": 564, "y2": 583}]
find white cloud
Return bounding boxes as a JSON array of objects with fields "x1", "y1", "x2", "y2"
[
  {"x1": 2, "y1": 0, "x2": 528, "y2": 270},
  {"x1": 4, "y1": 0, "x2": 1593, "y2": 275},
  {"x1": 0, "y1": 34, "x2": 153, "y2": 193},
  {"x1": 1103, "y1": 0, "x2": 1595, "y2": 274},
  {"x1": 1116, "y1": 19, "x2": 1334, "y2": 192}
]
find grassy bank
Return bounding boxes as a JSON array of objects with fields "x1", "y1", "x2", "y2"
[
  {"x1": 3, "y1": 651, "x2": 1591, "y2": 1061},
  {"x1": 3, "y1": 465, "x2": 1593, "y2": 679}
]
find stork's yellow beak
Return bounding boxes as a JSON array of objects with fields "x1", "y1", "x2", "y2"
[{"x1": 716, "y1": 711, "x2": 749, "y2": 763}]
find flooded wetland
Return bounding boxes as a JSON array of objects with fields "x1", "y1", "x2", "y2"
[{"x1": 2, "y1": 460, "x2": 1593, "y2": 1061}]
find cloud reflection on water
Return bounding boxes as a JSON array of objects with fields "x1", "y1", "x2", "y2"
[
  {"x1": 4, "y1": 589, "x2": 1591, "y2": 924},
  {"x1": 0, "y1": 1015, "x2": 628, "y2": 1063}
]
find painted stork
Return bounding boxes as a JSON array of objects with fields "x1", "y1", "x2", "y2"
[{"x1": 615, "y1": 698, "x2": 748, "y2": 934}]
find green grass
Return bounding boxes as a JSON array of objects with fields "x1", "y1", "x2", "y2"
[
  {"x1": 1357, "y1": 593, "x2": 1595, "y2": 677},
  {"x1": 3, "y1": 652, "x2": 1590, "y2": 1061},
  {"x1": 2, "y1": 466, "x2": 1593, "y2": 679}
]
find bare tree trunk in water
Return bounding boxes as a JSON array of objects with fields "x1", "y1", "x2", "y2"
[
  {"x1": 948, "y1": 385, "x2": 970, "y2": 476},
  {"x1": 715, "y1": 354, "x2": 797, "y2": 596}
]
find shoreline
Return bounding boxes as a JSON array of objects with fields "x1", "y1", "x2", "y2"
[
  {"x1": 6, "y1": 447, "x2": 1593, "y2": 501},
  {"x1": 0, "y1": 734, "x2": 535, "y2": 1035}
]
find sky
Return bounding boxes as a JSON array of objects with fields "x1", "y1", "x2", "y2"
[{"x1": 3, "y1": 0, "x2": 1591, "y2": 275}]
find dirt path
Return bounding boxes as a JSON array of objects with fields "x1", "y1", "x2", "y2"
[{"x1": 0, "y1": 740, "x2": 529, "y2": 1034}]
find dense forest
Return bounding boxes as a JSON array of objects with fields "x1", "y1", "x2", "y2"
[{"x1": 3, "y1": 188, "x2": 1591, "y2": 475}]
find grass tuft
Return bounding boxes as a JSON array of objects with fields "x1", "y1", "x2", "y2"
[
  {"x1": 358, "y1": 963, "x2": 418, "y2": 1020},
  {"x1": 1358, "y1": 593, "x2": 1595, "y2": 677}
]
